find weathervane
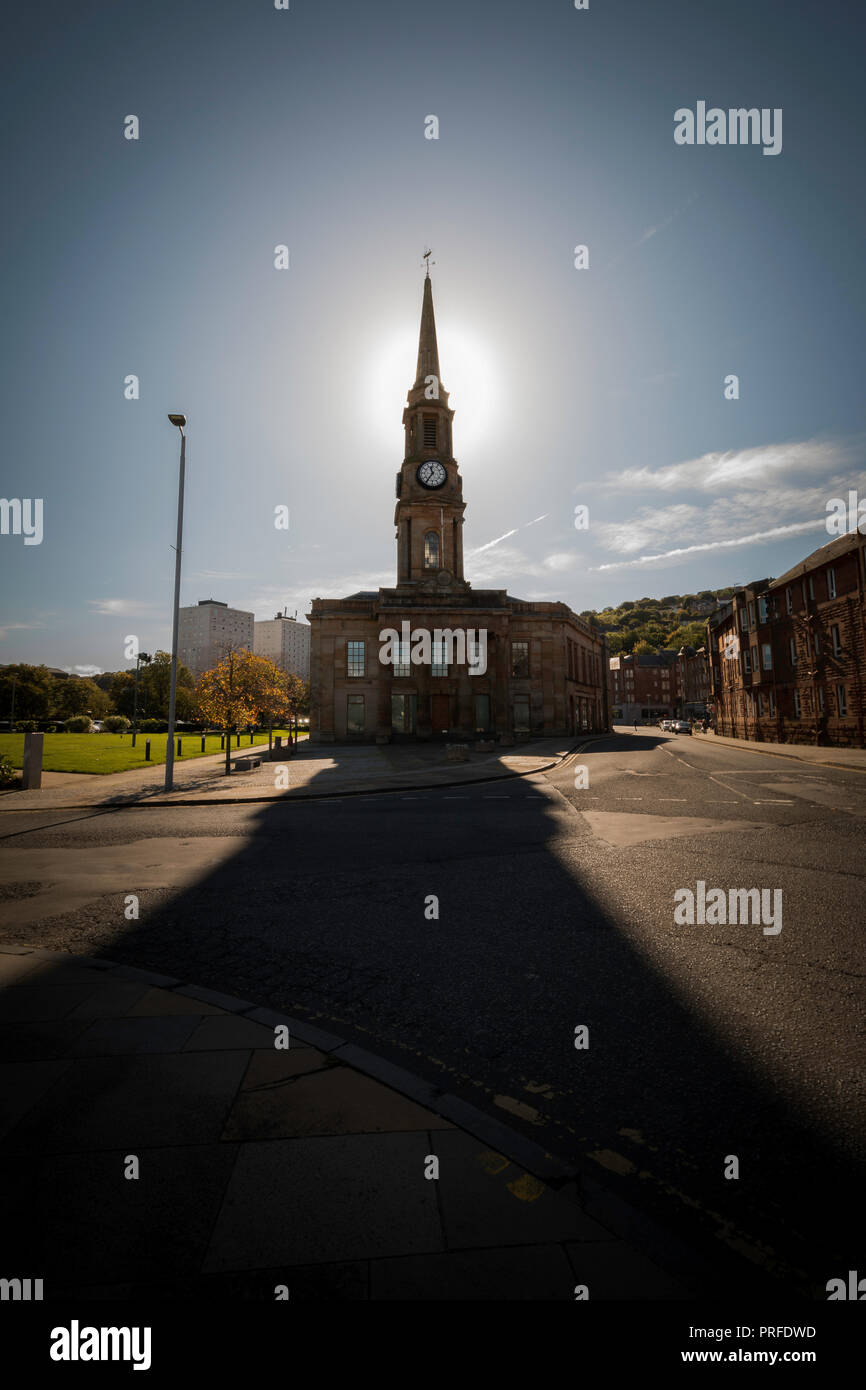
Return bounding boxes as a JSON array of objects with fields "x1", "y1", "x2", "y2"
[{"x1": 422, "y1": 247, "x2": 435, "y2": 277}]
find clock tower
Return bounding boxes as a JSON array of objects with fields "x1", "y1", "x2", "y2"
[{"x1": 394, "y1": 271, "x2": 469, "y2": 591}]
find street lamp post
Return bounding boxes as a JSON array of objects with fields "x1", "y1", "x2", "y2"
[{"x1": 165, "y1": 414, "x2": 187, "y2": 790}]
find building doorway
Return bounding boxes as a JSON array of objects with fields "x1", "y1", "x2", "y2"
[{"x1": 431, "y1": 693, "x2": 450, "y2": 734}]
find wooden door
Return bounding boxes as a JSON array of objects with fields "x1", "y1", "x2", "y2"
[{"x1": 431, "y1": 694, "x2": 450, "y2": 733}]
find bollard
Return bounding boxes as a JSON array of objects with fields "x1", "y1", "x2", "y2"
[
  {"x1": 236, "y1": 732, "x2": 240, "y2": 747},
  {"x1": 250, "y1": 731, "x2": 254, "y2": 744},
  {"x1": 177, "y1": 738, "x2": 182, "y2": 757},
  {"x1": 220, "y1": 734, "x2": 225, "y2": 749},
  {"x1": 131, "y1": 731, "x2": 137, "y2": 748},
  {"x1": 22, "y1": 732, "x2": 44, "y2": 790},
  {"x1": 201, "y1": 735, "x2": 206, "y2": 752},
  {"x1": 145, "y1": 739, "x2": 151, "y2": 761}
]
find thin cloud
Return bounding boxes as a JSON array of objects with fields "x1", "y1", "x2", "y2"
[{"x1": 591, "y1": 518, "x2": 828, "y2": 571}]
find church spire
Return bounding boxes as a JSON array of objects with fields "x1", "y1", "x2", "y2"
[{"x1": 414, "y1": 272, "x2": 441, "y2": 389}]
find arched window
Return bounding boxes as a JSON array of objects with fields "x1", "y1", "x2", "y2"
[{"x1": 424, "y1": 530, "x2": 440, "y2": 568}]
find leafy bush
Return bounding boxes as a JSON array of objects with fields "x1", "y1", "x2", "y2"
[
  {"x1": 0, "y1": 755, "x2": 16, "y2": 786},
  {"x1": 102, "y1": 715, "x2": 130, "y2": 733},
  {"x1": 140, "y1": 719, "x2": 167, "y2": 733},
  {"x1": 65, "y1": 716, "x2": 93, "y2": 733},
  {"x1": 15, "y1": 720, "x2": 38, "y2": 733}
]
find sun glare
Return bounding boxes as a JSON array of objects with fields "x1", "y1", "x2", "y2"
[{"x1": 366, "y1": 320, "x2": 499, "y2": 460}]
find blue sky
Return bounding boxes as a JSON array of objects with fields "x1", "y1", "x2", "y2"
[{"x1": 2, "y1": 0, "x2": 864, "y2": 672}]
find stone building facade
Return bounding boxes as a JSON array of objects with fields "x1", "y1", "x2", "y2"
[
  {"x1": 707, "y1": 531, "x2": 866, "y2": 747},
  {"x1": 308, "y1": 274, "x2": 609, "y2": 744}
]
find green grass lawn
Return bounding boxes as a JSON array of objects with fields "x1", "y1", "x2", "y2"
[{"x1": 0, "y1": 730, "x2": 307, "y2": 775}]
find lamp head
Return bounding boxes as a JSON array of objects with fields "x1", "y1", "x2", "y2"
[{"x1": 167, "y1": 413, "x2": 186, "y2": 429}]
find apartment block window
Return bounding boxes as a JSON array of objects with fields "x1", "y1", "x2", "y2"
[
  {"x1": 511, "y1": 641, "x2": 530, "y2": 678},
  {"x1": 818, "y1": 687, "x2": 825, "y2": 713},
  {"x1": 793, "y1": 690, "x2": 801, "y2": 718},
  {"x1": 743, "y1": 648, "x2": 752, "y2": 675},
  {"x1": 346, "y1": 694, "x2": 365, "y2": 734},
  {"x1": 752, "y1": 645, "x2": 759, "y2": 674},
  {"x1": 758, "y1": 597, "x2": 768, "y2": 623},
  {"x1": 786, "y1": 587, "x2": 793, "y2": 616},
  {"x1": 346, "y1": 640, "x2": 365, "y2": 677},
  {"x1": 757, "y1": 692, "x2": 764, "y2": 716},
  {"x1": 762, "y1": 643, "x2": 773, "y2": 671},
  {"x1": 423, "y1": 415, "x2": 437, "y2": 448},
  {"x1": 740, "y1": 608, "x2": 749, "y2": 631},
  {"x1": 768, "y1": 690, "x2": 776, "y2": 716},
  {"x1": 748, "y1": 601, "x2": 756, "y2": 625},
  {"x1": 808, "y1": 576, "x2": 815, "y2": 600},
  {"x1": 837, "y1": 684, "x2": 848, "y2": 716},
  {"x1": 827, "y1": 567, "x2": 837, "y2": 599},
  {"x1": 789, "y1": 637, "x2": 798, "y2": 666},
  {"x1": 831, "y1": 624, "x2": 842, "y2": 657}
]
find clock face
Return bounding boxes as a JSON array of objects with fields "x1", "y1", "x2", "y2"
[{"x1": 417, "y1": 460, "x2": 447, "y2": 490}]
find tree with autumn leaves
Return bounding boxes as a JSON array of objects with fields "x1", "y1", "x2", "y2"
[{"x1": 194, "y1": 649, "x2": 307, "y2": 775}]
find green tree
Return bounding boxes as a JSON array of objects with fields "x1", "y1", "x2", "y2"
[
  {"x1": 139, "y1": 651, "x2": 195, "y2": 720},
  {"x1": 55, "y1": 677, "x2": 111, "y2": 719},
  {"x1": 0, "y1": 664, "x2": 55, "y2": 721}
]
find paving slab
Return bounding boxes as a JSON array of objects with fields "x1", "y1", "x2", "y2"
[
  {"x1": 431, "y1": 1130, "x2": 610, "y2": 1250},
  {"x1": 203, "y1": 1133, "x2": 444, "y2": 1271},
  {"x1": 565, "y1": 1239, "x2": 691, "y2": 1299},
  {"x1": 2, "y1": 1050, "x2": 251, "y2": 1153},
  {"x1": 0, "y1": 1059, "x2": 72, "y2": 1138},
  {"x1": 2, "y1": 1144, "x2": 239, "y2": 1287},
  {"x1": 70, "y1": 1013, "x2": 201, "y2": 1056},
  {"x1": 222, "y1": 1060, "x2": 451, "y2": 1141}
]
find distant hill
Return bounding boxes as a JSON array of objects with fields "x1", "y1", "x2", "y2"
[{"x1": 577, "y1": 588, "x2": 737, "y2": 656}]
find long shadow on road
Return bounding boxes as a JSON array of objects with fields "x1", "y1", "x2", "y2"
[{"x1": 1, "y1": 739, "x2": 863, "y2": 1300}]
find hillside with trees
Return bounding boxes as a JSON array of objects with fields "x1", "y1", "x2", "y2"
[{"x1": 578, "y1": 588, "x2": 737, "y2": 656}]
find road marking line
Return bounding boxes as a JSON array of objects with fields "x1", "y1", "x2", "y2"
[{"x1": 754, "y1": 800, "x2": 794, "y2": 804}]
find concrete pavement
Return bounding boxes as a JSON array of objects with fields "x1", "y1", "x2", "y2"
[
  {"x1": 0, "y1": 943, "x2": 689, "y2": 1300},
  {"x1": 0, "y1": 734, "x2": 589, "y2": 811}
]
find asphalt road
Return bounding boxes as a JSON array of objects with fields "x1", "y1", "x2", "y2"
[{"x1": 1, "y1": 727, "x2": 864, "y2": 1297}]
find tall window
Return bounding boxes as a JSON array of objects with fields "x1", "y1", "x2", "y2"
[
  {"x1": 511, "y1": 641, "x2": 530, "y2": 678},
  {"x1": 837, "y1": 684, "x2": 847, "y2": 716},
  {"x1": 393, "y1": 642, "x2": 411, "y2": 677},
  {"x1": 831, "y1": 624, "x2": 842, "y2": 657},
  {"x1": 474, "y1": 694, "x2": 491, "y2": 733},
  {"x1": 808, "y1": 576, "x2": 815, "y2": 600},
  {"x1": 789, "y1": 637, "x2": 798, "y2": 666},
  {"x1": 513, "y1": 695, "x2": 530, "y2": 732},
  {"x1": 423, "y1": 415, "x2": 437, "y2": 447},
  {"x1": 391, "y1": 693, "x2": 417, "y2": 733},
  {"x1": 347, "y1": 640, "x2": 365, "y2": 677},
  {"x1": 762, "y1": 643, "x2": 773, "y2": 671},
  {"x1": 793, "y1": 690, "x2": 801, "y2": 718},
  {"x1": 758, "y1": 597, "x2": 768, "y2": 623},
  {"x1": 431, "y1": 641, "x2": 448, "y2": 677},
  {"x1": 346, "y1": 694, "x2": 365, "y2": 734},
  {"x1": 827, "y1": 567, "x2": 837, "y2": 599},
  {"x1": 818, "y1": 686, "x2": 825, "y2": 713},
  {"x1": 424, "y1": 530, "x2": 440, "y2": 568},
  {"x1": 786, "y1": 587, "x2": 793, "y2": 616}
]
